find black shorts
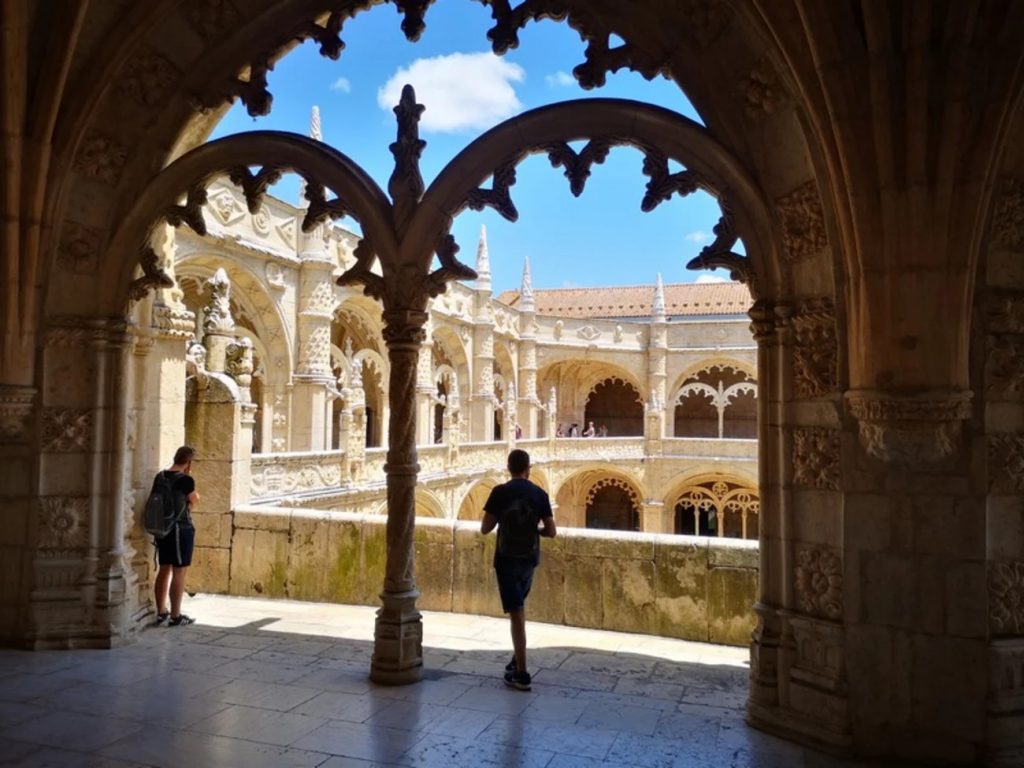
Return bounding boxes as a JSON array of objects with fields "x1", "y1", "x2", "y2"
[
  {"x1": 156, "y1": 525, "x2": 195, "y2": 567},
  {"x1": 494, "y1": 558, "x2": 535, "y2": 613}
]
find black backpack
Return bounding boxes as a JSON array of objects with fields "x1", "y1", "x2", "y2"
[
  {"x1": 497, "y1": 497, "x2": 540, "y2": 559},
  {"x1": 143, "y1": 471, "x2": 187, "y2": 540}
]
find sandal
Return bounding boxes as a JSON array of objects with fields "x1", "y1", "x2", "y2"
[{"x1": 168, "y1": 614, "x2": 196, "y2": 626}]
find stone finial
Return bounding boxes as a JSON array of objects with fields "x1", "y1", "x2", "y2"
[
  {"x1": 652, "y1": 272, "x2": 666, "y2": 321},
  {"x1": 475, "y1": 224, "x2": 491, "y2": 292},
  {"x1": 203, "y1": 268, "x2": 235, "y2": 335},
  {"x1": 520, "y1": 256, "x2": 535, "y2": 313}
]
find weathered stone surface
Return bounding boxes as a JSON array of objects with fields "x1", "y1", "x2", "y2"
[
  {"x1": 602, "y1": 557, "x2": 658, "y2": 635},
  {"x1": 190, "y1": 546, "x2": 230, "y2": 593},
  {"x1": 707, "y1": 567, "x2": 757, "y2": 645},
  {"x1": 414, "y1": 523, "x2": 454, "y2": 612},
  {"x1": 654, "y1": 540, "x2": 709, "y2": 640},
  {"x1": 228, "y1": 527, "x2": 289, "y2": 597}
]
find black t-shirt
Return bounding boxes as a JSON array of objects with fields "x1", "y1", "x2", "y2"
[
  {"x1": 484, "y1": 478, "x2": 553, "y2": 566},
  {"x1": 158, "y1": 470, "x2": 195, "y2": 528}
]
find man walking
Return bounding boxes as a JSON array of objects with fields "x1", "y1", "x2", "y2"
[
  {"x1": 152, "y1": 446, "x2": 200, "y2": 626},
  {"x1": 480, "y1": 449, "x2": 556, "y2": 690}
]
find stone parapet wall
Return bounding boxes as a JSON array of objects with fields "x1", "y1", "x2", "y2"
[{"x1": 196, "y1": 505, "x2": 758, "y2": 646}]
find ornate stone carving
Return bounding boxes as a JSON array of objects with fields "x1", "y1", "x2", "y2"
[
  {"x1": 46, "y1": 316, "x2": 129, "y2": 347},
  {"x1": 252, "y1": 205, "x2": 272, "y2": 235},
  {"x1": 986, "y1": 335, "x2": 1024, "y2": 398},
  {"x1": 576, "y1": 324, "x2": 601, "y2": 342},
  {"x1": 847, "y1": 390, "x2": 972, "y2": 465},
  {"x1": 990, "y1": 560, "x2": 1024, "y2": 636},
  {"x1": 74, "y1": 131, "x2": 128, "y2": 185},
  {"x1": 388, "y1": 84, "x2": 426, "y2": 234},
  {"x1": 790, "y1": 298, "x2": 837, "y2": 399},
  {"x1": 226, "y1": 337, "x2": 255, "y2": 389},
  {"x1": 184, "y1": 0, "x2": 242, "y2": 40},
  {"x1": 265, "y1": 262, "x2": 286, "y2": 289},
  {"x1": 57, "y1": 221, "x2": 102, "y2": 273},
  {"x1": 128, "y1": 245, "x2": 175, "y2": 303},
  {"x1": 152, "y1": 303, "x2": 195, "y2": 340},
  {"x1": 116, "y1": 50, "x2": 179, "y2": 106},
  {"x1": 543, "y1": 139, "x2": 612, "y2": 197},
  {"x1": 743, "y1": 56, "x2": 787, "y2": 118},
  {"x1": 39, "y1": 497, "x2": 89, "y2": 549},
  {"x1": 989, "y1": 434, "x2": 1024, "y2": 494},
  {"x1": 250, "y1": 455, "x2": 343, "y2": 498},
  {"x1": 777, "y1": 182, "x2": 827, "y2": 261},
  {"x1": 203, "y1": 268, "x2": 235, "y2": 334},
  {"x1": 792, "y1": 427, "x2": 840, "y2": 491},
  {"x1": 466, "y1": 161, "x2": 519, "y2": 222},
  {"x1": 795, "y1": 545, "x2": 843, "y2": 620},
  {"x1": 0, "y1": 387, "x2": 35, "y2": 443},
  {"x1": 982, "y1": 290, "x2": 1024, "y2": 334},
  {"x1": 991, "y1": 177, "x2": 1024, "y2": 251},
  {"x1": 640, "y1": 148, "x2": 707, "y2": 212},
  {"x1": 209, "y1": 188, "x2": 245, "y2": 225},
  {"x1": 303, "y1": 281, "x2": 336, "y2": 317},
  {"x1": 42, "y1": 409, "x2": 93, "y2": 452}
]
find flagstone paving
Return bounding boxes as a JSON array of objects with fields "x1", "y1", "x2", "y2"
[{"x1": 0, "y1": 595, "x2": 896, "y2": 767}]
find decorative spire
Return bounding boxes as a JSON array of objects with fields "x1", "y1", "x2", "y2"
[
  {"x1": 475, "y1": 224, "x2": 492, "y2": 291},
  {"x1": 652, "y1": 273, "x2": 666, "y2": 321},
  {"x1": 519, "y1": 256, "x2": 535, "y2": 312},
  {"x1": 298, "y1": 105, "x2": 322, "y2": 208},
  {"x1": 310, "y1": 105, "x2": 322, "y2": 141}
]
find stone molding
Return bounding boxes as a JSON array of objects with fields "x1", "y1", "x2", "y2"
[
  {"x1": 794, "y1": 545, "x2": 843, "y2": 620},
  {"x1": 791, "y1": 427, "x2": 840, "y2": 491},
  {"x1": 846, "y1": 389, "x2": 972, "y2": 465},
  {"x1": 990, "y1": 560, "x2": 1024, "y2": 636},
  {"x1": 46, "y1": 316, "x2": 130, "y2": 347},
  {"x1": 0, "y1": 386, "x2": 36, "y2": 443}
]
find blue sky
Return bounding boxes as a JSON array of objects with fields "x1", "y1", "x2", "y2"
[{"x1": 210, "y1": 0, "x2": 732, "y2": 295}]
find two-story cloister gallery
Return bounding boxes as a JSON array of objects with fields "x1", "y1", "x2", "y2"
[{"x1": 3, "y1": 1, "x2": 1024, "y2": 765}]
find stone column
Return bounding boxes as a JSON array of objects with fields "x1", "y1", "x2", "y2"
[
  {"x1": 640, "y1": 501, "x2": 672, "y2": 533},
  {"x1": 518, "y1": 258, "x2": 539, "y2": 438},
  {"x1": 371, "y1": 309, "x2": 427, "y2": 685},
  {"x1": 415, "y1": 331, "x2": 435, "y2": 447},
  {"x1": 291, "y1": 227, "x2": 335, "y2": 451},
  {"x1": 469, "y1": 227, "x2": 495, "y2": 442},
  {"x1": 646, "y1": 274, "x2": 668, "y2": 450}
]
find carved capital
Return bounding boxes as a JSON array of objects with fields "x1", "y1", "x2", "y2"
[
  {"x1": 0, "y1": 387, "x2": 36, "y2": 443},
  {"x1": 846, "y1": 389, "x2": 972, "y2": 465},
  {"x1": 382, "y1": 311, "x2": 428, "y2": 349}
]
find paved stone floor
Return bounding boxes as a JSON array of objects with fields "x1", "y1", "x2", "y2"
[{"x1": 0, "y1": 595, "x2": 891, "y2": 767}]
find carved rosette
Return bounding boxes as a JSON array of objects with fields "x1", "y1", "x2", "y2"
[
  {"x1": 989, "y1": 560, "x2": 1024, "y2": 636},
  {"x1": 776, "y1": 182, "x2": 828, "y2": 262},
  {"x1": 792, "y1": 427, "x2": 841, "y2": 491},
  {"x1": 847, "y1": 390, "x2": 972, "y2": 465},
  {"x1": 116, "y1": 50, "x2": 179, "y2": 107},
  {"x1": 743, "y1": 56, "x2": 787, "y2": 118},
  {"x1": 57, "y1": 221, "x2": 103, "y2": 273},
  {"x1": 789, "y1": 298, "x2": 837, "y2": 398},
  {"x1": 74, "y1": 131, "x2": 128, "y2": 185},
  {"x1": 41, "y1": 409, "x2": 93, "y2": 452},
  {"x1": 991, "y1": 177, "x2": 1024, "y2": 251},
  {"x1": 989, "y1": 434, "x2": 1024, "y2": 494},
  {"x1": 0, "y1": 387, "x2": 36, "y2": 443},
  {"x1": 39, "y1": 497, "x2": 89, "y2": 549},
  {"x1": 795, "y1": 545, "x2": 843, "y2": 620}
]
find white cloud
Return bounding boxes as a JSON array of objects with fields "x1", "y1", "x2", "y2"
[
  {"x1": 378, "y1": 52, "x2": 524, "y2": 133},
  {"x1": 695, "y1": 273, "x2": 728, "y2": 284},
  {"x1": 331, "y1": 77, "x2": 351, "y2": 93},
  {"x1": 684, "y1": 230, "x2": 710, "y2": 244},
  {"x1": 545, "y1": 71, "x2": 575, "y2": 88}
]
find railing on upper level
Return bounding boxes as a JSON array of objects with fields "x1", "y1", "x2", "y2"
[{"x1": 249, "y1": 435, "x2": 757, "y2": 501}]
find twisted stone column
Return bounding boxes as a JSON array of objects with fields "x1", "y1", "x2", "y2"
[{"x1": 371, "y1": 309, "x2": 427, "y2": 685}]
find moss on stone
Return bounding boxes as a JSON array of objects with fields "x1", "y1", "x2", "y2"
[{"x1": 707, "y1": 567, "x2": 758, "y2": 645}]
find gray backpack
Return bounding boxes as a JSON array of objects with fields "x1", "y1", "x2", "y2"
[{"x1": 143, "y1": 471, "x2": 186, "y2": 540}]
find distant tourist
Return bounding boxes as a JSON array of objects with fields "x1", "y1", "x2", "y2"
[
  {"x1": 479, "y1": 449, "x2": 556, "y2": 691},
  {"x1": 598, "y1": 424, "x2": 608, "y2": 437},
  {"x1": 145, "y1": 446, "x2": 199, "y2": 626},
  {"x1": 583, "y1": 421, "x2": 596, "y2": 438},
  {"x1": 555, "y1": 424, "x2": 565, "y2": 437},
  {"x1": 514, "y1": 422, "x2": 523, "y2": 440},
  {"x1": 568, "y1": 423, "x2": 579, "y2": 437}
]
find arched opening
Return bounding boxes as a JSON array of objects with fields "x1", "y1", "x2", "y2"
[
  {"x1": 669, "y1": 479, "x2": 759, "y2": 540},
  {"x1": 673, "y1": 364, "x2": 756, "y2": 440},
  {"x1": 585, "y1": 480, "x2": 641, "y2": 531},
  {"x1": 584, "y1": 378, "x2": 643, "y2": 436}
]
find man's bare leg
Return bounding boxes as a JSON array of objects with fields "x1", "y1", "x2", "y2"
[
  {"x1": 155, "y1": 565, "x2": 173, "y2": 614},
  {"x1": 509, "y1": 608, "x2": 527, "y2": 673},
  {"x1": 169, "y1": 566, "x2": 188, "y2": 617}
]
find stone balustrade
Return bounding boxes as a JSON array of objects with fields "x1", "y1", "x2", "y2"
[{"x1": 202, "y1": 506, "x2": 759, "y2": 646}]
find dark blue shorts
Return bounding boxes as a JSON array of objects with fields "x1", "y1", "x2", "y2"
[
  {"x1": 494, "y1": 559, "x2": 535, "y2": 613},
  {"x1": 156, "y1": 525, "x2": 195, "y2": 567}
]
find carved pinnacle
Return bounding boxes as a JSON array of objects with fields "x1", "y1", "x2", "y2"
[{"x1": 388, "y1": 84, "x2": 426, "y2": 236}]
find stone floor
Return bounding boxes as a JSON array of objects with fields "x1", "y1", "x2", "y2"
[{"x1": 0, "y1": 595, "x2": 891, "y2": 767}]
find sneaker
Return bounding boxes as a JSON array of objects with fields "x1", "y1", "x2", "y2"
[
  {"x1": 505, "y1": 656, "x2": 517, "y2": 673},
  {"x1": 504, "y1": 669, "x2": 531, "y2": 691},
  {"x1": 168, "y1": 614, "x2": 196, "y2": 626},
  {"x1": 153, "y1": 612, "x2": 170, "y2": 626}
]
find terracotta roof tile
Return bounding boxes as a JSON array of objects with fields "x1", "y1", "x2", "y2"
[{"x1": 495, "y1": 282, "x2": 751, "y2": 319}]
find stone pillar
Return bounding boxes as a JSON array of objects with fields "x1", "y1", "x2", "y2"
[
  {"x1": 415, "y1": 331, "x2": 435, "y2": 447},
  {"x1": 646, "y1": 274, "x2": 668, "y2": 452},
  {"x1": 640, "y1": 501, "x2": 672, "y2": 534},
  {"x1": 518, "y1": 258, "x2": 539, "y2": 438},
  {"x1": 469, "y1": 226, "x2": 494, "y2": 442},
  {"x1": 291, "y1": 226, "x2": 335, "y2": 451},
  {"x1": 371, "y1": 309, "x2": 427, "y2": 685}
]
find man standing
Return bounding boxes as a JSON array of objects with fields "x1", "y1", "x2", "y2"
[
  {"x1": 152, "y1": 446, "x2": 200, "y2": 626},
  {"x1": 480, "y1": 449, "x2": 556, "y2": 690}
]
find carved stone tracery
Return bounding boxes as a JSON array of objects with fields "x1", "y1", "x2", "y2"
[
  {"x1": 789, "y1": 298, "x2": 837, "y2": 399},
  {"x1": 792, "y1": 427, "x2": 840, "y2": 491},
  {"x1": 776, "y1": 182, "x2": 828, "y2": 262},
  {"x1": 41, "y1": 409, "x2": 93, "y2": 452}
]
